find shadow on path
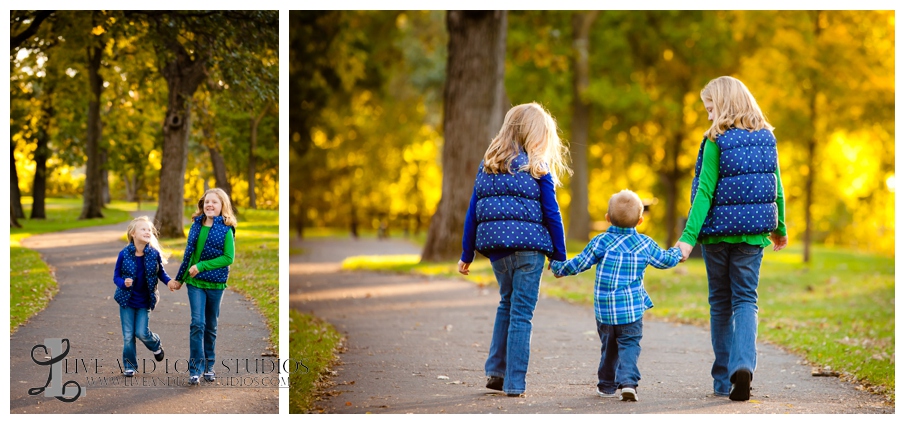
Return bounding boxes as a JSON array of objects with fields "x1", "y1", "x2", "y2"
[{"x1": 290, "y1": 237, "x2": 892, "y2": 414}]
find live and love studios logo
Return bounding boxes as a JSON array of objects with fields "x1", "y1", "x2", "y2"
[{"x1": 28, "y1": 338, "x2": 309, "y2": 403}]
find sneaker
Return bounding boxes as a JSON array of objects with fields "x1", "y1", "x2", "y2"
[
  {"x1": 506, "y1": 393, "x2": 525, "y2": 398},
  {"x1": 596, "y1": 388, "x2": 617, "y2": 398},
  {"x1": 729, "y1": 369, "x2": 752, "y2": 401},
  {"x1": 189, "y1": 375, "x2": 200, "y2": 386},
  {"x1": 486, "y1": 376, "x2": 503, "y2": 391},
  {"x1": 203, "y1": 372, "x2": 216, "y2": 382},
  {"x1": 153, "y1": 348, "x2": 165, "y2": 362},
  {"x1": 619, "y1": 387, "x2": 638, "y2": 402},
  {"x1": 123, "y1": 370, "x2": 135, "y2": 377}
]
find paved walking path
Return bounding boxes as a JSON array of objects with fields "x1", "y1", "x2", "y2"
[
  {"x1": 10, "y1": 212, "x2": 278, "y2": 414},
  {"x1": 290, "y1": 237, "x2": 893, "y2": 414}
]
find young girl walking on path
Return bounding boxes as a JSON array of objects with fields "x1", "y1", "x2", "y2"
[
  {"x1": 172, "y1": 188, "x2": 237, "y2": 385},
  {"x1": 675, "y1": 76, "x2": 788, "y2": 401},
  {"x1": 458, "y1": 102, "x2": 571, "y2": 397},
  {"x1": 113, "y1": 216, "x2": 174, "y2": 376}
]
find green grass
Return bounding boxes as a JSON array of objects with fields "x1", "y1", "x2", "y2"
[
  {"x1": 163, "y1": 207, "x2": 280, "y2": 353},
  {"x1": 10, "y1": 198, "x2": 135, "y2": 333},
  {"x1": 289, "y1": 310, "x2": 344, "y2": 414},
  {"x1": 340, "y1": 242, "x2": 895, "y2": 402}
]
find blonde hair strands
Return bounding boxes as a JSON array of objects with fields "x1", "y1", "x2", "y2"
[
  {"x1": 126, "y1": 216, "x2": 171, "y2": 264},
  {"x1": 701, "y1": 76, "x2": 774, "y2": 141},
  {"x1": 483, "y1": 102, "x2": 571, "y2": 186}
]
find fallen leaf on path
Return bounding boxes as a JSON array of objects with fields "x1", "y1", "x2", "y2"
[
  {"x1": 437, "y1": 375, "x2": 449, "y2": 380},
  {"x1": 346, "y1": 402, "x2": 352, "y2": 406}
]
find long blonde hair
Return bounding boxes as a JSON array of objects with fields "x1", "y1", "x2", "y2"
[
  {"x1": 483, "y1": 102, "x2": 572, "y2": 186},
  {"x1": 191, "y1": 188, "x2": 238, "y2": 227},
  {"x1": 126, "y1": 216, "x2": 170, "y2": 264},
  {"x1": 701, "y1": 76, "x2": 774, "y2": 141}
]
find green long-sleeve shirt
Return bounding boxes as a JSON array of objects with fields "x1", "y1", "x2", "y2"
[
  {"x1": 182, "y1": 225, "x2": 235, "y2": 290},
  {"x1": 679, "y1": 139, "x2": 787, "y2": 247}
]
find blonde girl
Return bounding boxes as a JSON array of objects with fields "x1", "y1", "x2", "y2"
[
  {"x1": 173, "y1": 188, "x2": 237, "y2": 385},
  {"x1": 112, "y1": 216, "x2": 174, "y2": 376},
  {"x1": 676, "y1": 76, "x2": 788, "y2": 401},
  {"x1": 458, "y1": 102, "x2": 571, "y2": 397}
]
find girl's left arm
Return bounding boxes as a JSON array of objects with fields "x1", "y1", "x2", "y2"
[
  {"x1": 196, "y1": 230, "x2": 235, "y2": 272},
  {"x1": 158, "y1": 255, "x2": 173, "y2": 285},
  {"x1": 538, "y1": 173, "x2": 567, "y2": 261}
]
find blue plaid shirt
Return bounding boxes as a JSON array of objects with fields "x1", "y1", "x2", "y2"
[{"x1": 551, "y1": 226, "x2": 682, "y2": 325}]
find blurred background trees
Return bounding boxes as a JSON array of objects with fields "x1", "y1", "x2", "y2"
[
  {"x1": 295, "y1": 10, "x2": 894, "y2": 261},
  {"x1": 11, "y1": 10, "x2": 279, "y2": 236}
]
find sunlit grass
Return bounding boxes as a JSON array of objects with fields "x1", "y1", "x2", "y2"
[
  {"x1": 289, "y1": 310, "x2": 343, "y2": 413},
  {"x1": 340, "y1": 241, "x2": 894, "y2": 401},
  {"x1": 10, "y1": 198, "x2": 134, "y2": 333},
  {"x1": 164, "y1": 207, "x2": 279, "y2": 352}
]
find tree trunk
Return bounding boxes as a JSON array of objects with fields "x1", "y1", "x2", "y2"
[
  {"x1": 155, "y1": 39, "x2": 209, "y2": 238},
  {"x1": 248, "y1": 104, "x2": 269, "y2": 209},
  {"x1": 803, "y1": 11, "x2": 822, "y2": 264},
  {"x1": 659, "y1": 127, "x2": 685, "y2": 248},
  {"x1": 421, "y1": 11, "x2": 508, "y2": 262},
  {"x1": 11, "y1": 142, "x2": 24, "y2": 220},
  {"x1": 199, "y1": 100, "x2": 232, "y2": 197},
  {"x1": 79, "y1": 40, "x2": 105, "y2": 220},
  {"x1": 101, "y1": 149, "x2": 110, "y2": 204},
  {"x1": 567, "y1": 11, "x2": 598, "y2": 242},
  {"x1": 31, "y1": 92, "x2": 52, "y2": 219},
  {"x1": 207, "y1": 145, "x2": 231, "y2": 197}
]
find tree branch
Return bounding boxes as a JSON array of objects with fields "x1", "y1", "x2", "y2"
[{"x1": 11, "y1": 10, "x2": 54, "y2": 49}]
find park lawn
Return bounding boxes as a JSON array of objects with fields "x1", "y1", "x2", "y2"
[
  {"x1": 10, "y1": 198, "x2": 136, "y2": 333},
  {"x1": 164, "y1": 207, "x2": 280, "y2": 353},
  {"x1": 289, "y1": 310, "x2": 344, "y2": 414},
  {"x1": 340, "y1": 242, "x2": 895, "y2": 402}
]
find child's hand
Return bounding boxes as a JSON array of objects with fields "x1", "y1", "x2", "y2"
[
  {"x1": 457, "y1": 260, "x2": 470, "y2": 276},
  {"x1": 674, "y1": 241, "x2": 693, "y2": 262},
  {"x1": 170, "y1": 281, "x2": 182, "y2": 292},
  {"x1": 124, "y1": 278, "x2": 133, "y2": 288},
  {"x1": 769, "y1": 232, "x2": 788, "y2": 251},
  {"x1": 188, "y1": 265, "x2": 199, "y2": 277}
]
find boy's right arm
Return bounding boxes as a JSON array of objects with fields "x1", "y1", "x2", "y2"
[
  {"x1": 551, "y1": 236, "x2": 601, "y2": 277},
  {"x1": 647, "y1": 239, "x2": 683, "y2": 269}
]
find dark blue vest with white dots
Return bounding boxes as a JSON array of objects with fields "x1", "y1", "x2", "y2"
[
  {"x1": 114, "y1": 243, "x2": 164, "y2": 310},
  {"x1": 691, "y1": 128, "x2": 779, "y2": 236},
  {"x1": 474, "y1": 152, "x2": 554, "y2": 256},
  {"x1": 176, "y1": 215, "x2": 236, "y2": 284}
]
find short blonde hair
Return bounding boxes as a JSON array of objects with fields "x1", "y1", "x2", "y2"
[
  {"x1": 126, "y1": 216, "x2": 170, "y2": 264},
  {"x1": 701, "y1": 76, "x2": 774, "y2": 141},
  {"x1": 607, "y1": 190, "x2": 644, "y2": 228},
  {"x1": 483, "y1": 102, "x2": 572, "y2": 187},
  {"x1": 191, "y1": 188, "x2": 238, "y2": 228}
]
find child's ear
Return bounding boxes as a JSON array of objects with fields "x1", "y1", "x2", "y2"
[
  {"x1": 637, "y1": 215, "x2": 644, "y2": 225},
  {"x1": 605, "y1": 213, "x2": 611, "y2": 223}
]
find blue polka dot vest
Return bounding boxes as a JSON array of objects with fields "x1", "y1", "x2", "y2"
[
  {"x1": 474, "y1": 152, "x2": 554, "y2": 256},
  {"x1": 114, "y1": 243, "x2": 164, "y2": 310},
  {"x1": 176, "y1": 215, "x2": 236, "y2": 284},
  {"x1": 691, "y1": 128, "x2": 779, "y2": 236}
]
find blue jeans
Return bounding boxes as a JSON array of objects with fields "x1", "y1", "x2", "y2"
[
  {"x1": 187, "y1": 284, "x2": 224, "y2": 376},
  {"x1": 119, "y1": 306, "x2": 161, "y2": 371},
  {"x1": 596, "y1": 318, "x2": 643, "y2": 393},
  {"x1": 485, "y1": 251, "x2": 545, "y2": 395},
  {"x1": 702, "y1": 242, "x2": 764, "y2": 396}
]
